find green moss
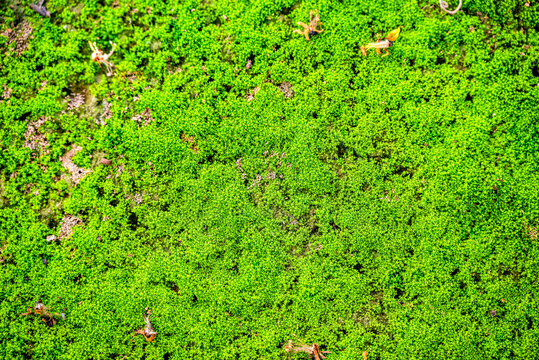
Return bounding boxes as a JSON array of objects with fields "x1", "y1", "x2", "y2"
[{"x1": 1, "y1": 0, "x2": 539, "y2": 358}]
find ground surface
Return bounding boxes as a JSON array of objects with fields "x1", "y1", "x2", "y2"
[{"x1": 1, "y1": 0, "x2": 539, "y2": 359}]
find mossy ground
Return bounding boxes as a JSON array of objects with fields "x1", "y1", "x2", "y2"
[{"x1": 1, "y1": 0, "x2": 539, "y2": 359}]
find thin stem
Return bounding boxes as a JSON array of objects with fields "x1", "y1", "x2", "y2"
[{"x1": 439, "y1": 0, "x2": 462, "y2": 15}]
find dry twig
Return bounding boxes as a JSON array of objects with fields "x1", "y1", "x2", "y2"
[
  {"x1": 439, "y1": 0, "x2": 462, "y2": 14},
  {"x1": 20, "y1": 300, "x2": 60, "y2": 326},
  {"x1": 29, "y1": 0, "x2": 51, "y2": 17},
  {"x1": 89, "y1": 41, "x2": 116, "y2": 76},
  {"x1": 135, "y1": 311, "x2": 158, "y2": 342},
  {"x1": 285, "y1": 340, "x2": 330, "y2": 359},
  {"x1": 294, "y1": 10, "x2": 324, "y2": 41}
]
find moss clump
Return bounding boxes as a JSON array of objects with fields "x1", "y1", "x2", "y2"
[{"x1": 1, "y1": 0, "x2": 539, "y2": 359}]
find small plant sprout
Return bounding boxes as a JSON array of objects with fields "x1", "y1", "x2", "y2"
[
  {"x1": 20, "y1": 300, "x2": 60, "y2": 326},
  {"x1": 135, "y1": 313, "x2": 158, "y2": 342},
  {"x1": 89, "y1": 41, "x2": 117, "y2": 76},
  {"x1": 294, "y1": 10, "x2": 324, "y2": 41},
  {"x1": 361, "y1": 28, "x2": 401, "y2": 57},
  {"x1": 284, "y1": 340, "x2": 330, "y2": 360}
]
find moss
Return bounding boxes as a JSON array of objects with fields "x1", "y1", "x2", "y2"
[{"x1": 1, "y1": 0, "x2": 539, "y2": 358}]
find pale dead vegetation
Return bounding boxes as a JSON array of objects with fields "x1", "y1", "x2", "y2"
[
  {"x1": 278, "y1": 81, "x2": 294, "y2": 99},
  {"x1": 2, "y1": 84, "x2": 12, "y2": 100},
  {"x1": 59, "y1": 214, "x2": 84, "y2": 240},
  {"x1": 23, "y1": 116, "x2": 50, "y2": 155},
  {"x1": 132, "y1": 108, "x2": 154, "y2": 126},
  {"x1": 66, "y1": 92, "x2": 86, "y2": 110},
  {"x1": 60, "y1": 145, "x2": 89, "y2": 184},
  {"x1": 245, "y1": 86, "x2": 259, "y2": 101},
  {"x1": 2, "y1": 20, "x2": 33, "y2": 56}
]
